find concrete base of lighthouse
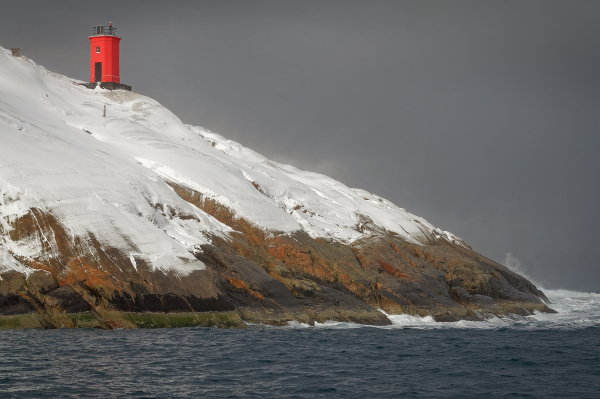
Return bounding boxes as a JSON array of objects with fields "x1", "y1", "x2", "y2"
[{"x1": 79, "y1": 82, "x2": 132, "y2": 91}]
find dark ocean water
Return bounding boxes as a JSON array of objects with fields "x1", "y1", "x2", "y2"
[{"x1": 0, "y1": 290, "x2": 599, "y2": 399}]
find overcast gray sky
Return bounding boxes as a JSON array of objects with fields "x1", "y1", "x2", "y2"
[{"x1": 1, "y1": 0, "x2": 598, "y2": 291}]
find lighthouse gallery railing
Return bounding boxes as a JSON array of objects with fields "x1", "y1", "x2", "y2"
[{"x1": 91, "y1": 26, "x2": 118, "y2": 37}]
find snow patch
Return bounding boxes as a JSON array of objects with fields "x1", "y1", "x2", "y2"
[{"x1": 0, "y1": 245, "x2": 35, "y2": 276}]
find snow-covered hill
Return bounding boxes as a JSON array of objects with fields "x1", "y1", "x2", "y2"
[
  {"x1": 0, "y1": 46, "x2": 466, "y2": 278},
  {"x1": 0, "y1": 46, "x2": 552, "y2": 329}
]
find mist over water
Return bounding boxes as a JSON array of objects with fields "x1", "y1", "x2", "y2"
[
  {"x1": 503, "y1": 252, "x2": 535, "y2": 283},
  {"x1": 0, "y1": 290, "x2": 598, "y2": 398}
]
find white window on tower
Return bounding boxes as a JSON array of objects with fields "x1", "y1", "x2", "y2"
[{"x1": 96, "y1": 46, "x2": 100, "y2": 53}]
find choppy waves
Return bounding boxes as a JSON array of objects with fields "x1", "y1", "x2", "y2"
[{"x1": 1, "y1": 290, "x2": 599, "y2": 398}]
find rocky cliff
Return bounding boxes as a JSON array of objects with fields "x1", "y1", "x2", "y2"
[{"x1": 0, "y1": 47, "x2": 553, "y2": 329}]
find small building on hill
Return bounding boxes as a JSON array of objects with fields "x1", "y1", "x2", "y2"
[{"x1": 80, "y1": 23, "x2": 131, "y2": 91}]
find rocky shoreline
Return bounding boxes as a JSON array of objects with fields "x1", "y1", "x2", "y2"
[{"x1": 0, "y1": 183, "x2": 555, "y2": 330}]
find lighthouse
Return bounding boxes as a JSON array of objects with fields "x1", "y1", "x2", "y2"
[{"x1": 81, "y1": 22, "x2": 131, "y2": 91}]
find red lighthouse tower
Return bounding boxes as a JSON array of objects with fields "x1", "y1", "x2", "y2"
[{"x1": 82, "y1": 23, "x2": 131, "y2": 91}]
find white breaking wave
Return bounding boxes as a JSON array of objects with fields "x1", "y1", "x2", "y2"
[{"x1": 277, "y1": 289, "x2": 600, "y2": 330}]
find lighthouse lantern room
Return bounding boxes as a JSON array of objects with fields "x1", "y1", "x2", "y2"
[{"x1": 80, "y1": 22, "x2": 132, "y2": 91}]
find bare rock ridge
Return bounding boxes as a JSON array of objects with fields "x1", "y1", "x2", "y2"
[{"x1": 0, "y1": 47, "x2": 554, "y2": 329}]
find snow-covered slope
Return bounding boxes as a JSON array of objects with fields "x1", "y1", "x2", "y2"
[{"x1": 0, "y1": 46, "x2": 466, "y2": 277}]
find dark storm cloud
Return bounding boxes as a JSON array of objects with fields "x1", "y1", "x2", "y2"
[{"x1": 1, "y1": 0, "x2": 599, "y2": 290}]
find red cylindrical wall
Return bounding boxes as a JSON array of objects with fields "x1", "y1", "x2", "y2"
[{"x1": 89, "y1": 35, "x2": 121, "y2": 83}]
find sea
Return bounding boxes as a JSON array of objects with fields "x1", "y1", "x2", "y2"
[{"x1": 0, "y1": 289, "x2": 598, "y2": 398}]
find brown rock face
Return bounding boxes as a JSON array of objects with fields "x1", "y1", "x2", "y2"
[
  {"x1": 0, "y1": 183, "x2": 554, "y2": 329},
  {"x1": 171, "y1": 183, "x2": 554, "y2": 323},
  {"x1": 0, "y1": 207, "x2": 237, "y2": 329}
]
